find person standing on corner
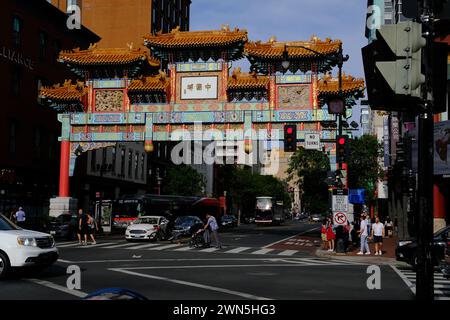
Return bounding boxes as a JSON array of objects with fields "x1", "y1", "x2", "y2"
[
  {"x1": 204, "y1": 213, "x2": 221, "y2": 249},
  {"x1": 15, "y1": 207, "x2": 26, "y2": 228},
  {"x1": 87, "y1": 212, "x2": 98, "y2": 245},
  {"x1": 78, "y1": 209, "x2": 89, "y2": 246},
  {"x1": 357, "y1": 214, "x2": 371, "y2": 255},
  {"x1": 371, "y1": 216, "x2": 385, "y2": 255}
]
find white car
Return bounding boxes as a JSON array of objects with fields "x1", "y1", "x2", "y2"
[
  {"x1": 125, "y1": 216, "x2": 169, "y2": 241},
  {"x1": 0, "y1": 214, "x2": 58, "y2": 279}
]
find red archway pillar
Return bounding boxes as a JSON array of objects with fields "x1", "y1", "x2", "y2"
[{"x1": 59, "y1": 140, "x2": 70, "y2": 197}]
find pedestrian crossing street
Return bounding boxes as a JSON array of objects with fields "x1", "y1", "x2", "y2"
[
  {"x1": 55, "y1": 240, "x2": 359, "y2": 262},
  {"x1": 394, "y1": 267, "x2": 450, "y2": 300}
]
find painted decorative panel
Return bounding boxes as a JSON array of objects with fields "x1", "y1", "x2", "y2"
[
  {"x1": 95, "y1": 90, "x2": 124, "y2": 112},
  {"x1": 276, "y1": 74, "x2": 312, "y2": 84},
  {"x1": 91, "y1": 79, "x2": 127, "y2": 89},
  {"x1": 277, "y1": 84, "x2": 312, "y2": 110},
  {"x1": 176, "y1": 62, "x2": 222, "y2": 72}
]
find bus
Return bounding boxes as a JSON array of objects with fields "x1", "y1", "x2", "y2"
[
  {"x1": 111, "y1": 194, "x2": 221, "y2": 230},
  {"x1": 254, "y1": 196, "x2": 285, "y2": 226}
]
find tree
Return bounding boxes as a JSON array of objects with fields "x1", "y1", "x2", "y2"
[
  {"x1": 347, "y1": 135, "x2": 383, "y2": 203},
  {"x1": 228, "y1": 167, "x2": 291, "y2": 215},
  {"x1": 162, "y1": 165, "x2": 206, "y2": 196},
  {"x1": 287, "y1": 147, "x2": 330, "y2": 214}
]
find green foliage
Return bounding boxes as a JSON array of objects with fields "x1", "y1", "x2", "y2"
[
  {"x1": 162, "y1": 165, "x2": 206, "y2": 196},
  {"x1": 287, "y1": 147, "x2": 330, "y2": 213},
  {"x1": 228, "y1": 167, "x2": 291, "y2": 215},
  {"x1": 347, "y1": 135, "x2": 383, "y2": 203}
]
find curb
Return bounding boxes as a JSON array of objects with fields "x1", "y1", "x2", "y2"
[{"x1": 315, "y1": 249, "x2": 400, "y2": 265}]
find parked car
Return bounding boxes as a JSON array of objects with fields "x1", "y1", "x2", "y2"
[
  {"x1": 309, "y1": 214, "x2": 322, "y2": 223},
  {"x1": 0, "y1": 213, "x2": 58, "y2": 279},
  {"x1": 220, "y1": 214, "x2": 238, "y2": 228},
  {"x1": 125, "y1": 216, "x2": 169, "y2": 241},
  {"x1": 170, "y1": 215, "x2": 204, "y2": 239},
  {"x1": 396, "y1": 226, "x2": 450, "y2": 268},
  {"x1": 46, "y1": 213, "x2": 79, "y2": 240}
]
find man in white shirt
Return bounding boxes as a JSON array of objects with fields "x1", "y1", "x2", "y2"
[
  {"x1": 357, "y1": 214, "x2": 371, "y2": 255},
  {"x1": 370, "y1": 216, "x2": 385, "y2": 255},
  {"x1": 15, "y1": 207, "x2": 26, "y2": 227},
  {"x1": 204, "y1": 213, "x2": 221, "y2": 249}
]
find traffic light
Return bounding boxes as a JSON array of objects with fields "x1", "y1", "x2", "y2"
[
  {"x1": 336, "y1": 135, "x2": 349, "y2": 164},
  {"x1": 362, "y1": 21, "x2": 426, "y2": 111},
  {"x1": 283, "y1": 124, "x2": 297, "y2": 152}
]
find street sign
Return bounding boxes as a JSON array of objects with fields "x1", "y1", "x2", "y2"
[
  {"x1": 333, "y1": 212, "x2": 348, "y2": 225},
  {"x1": 332, "y1": 188, "x2": 349, "y2": 212},
  {"x1": 304, "y1": 133, "x2": 320, "y2": 150}
]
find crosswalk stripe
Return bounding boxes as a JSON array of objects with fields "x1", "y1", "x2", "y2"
[
  {"x1": 251, "y1": 248, "x2": 274, "y2": 255},
  {"x1": 103, "y1": 243, "x2": 138, "y2": 249},
  {"x1": 126, "y1": 243, "x2": 160, "y2": 250},
  {"x1": 393, "y1": 266, "x2": 450, "y2": 298},
  {"x1": 278, "y1": 250, "x2": 298, "y2": 256},
  {"x1": 57, "y1": 243, "x2": 81, "y2": 248},
  {"x1": 80, "y1": 242, "x2": 115, "y2": 248},
  {"x1": 174, "y1": 246, "x2": 193, "y2": 251},
  {"x1": 199, "y1": 247, "x2": 220, "y2": 253},
  {"x1": 225, "y1": 247, "x2": 251, "y2": 254},
  {"x1": 148, "y1": 244, "x2": 181, "y2": 251}
]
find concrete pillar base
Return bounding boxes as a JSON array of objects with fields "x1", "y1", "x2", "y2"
[
  {"x1": 49, "y1": 197, "x2": 78, "y2": 218},
  {"x1": 434, "y1": 218, "x2": 447, "y2": 233}
]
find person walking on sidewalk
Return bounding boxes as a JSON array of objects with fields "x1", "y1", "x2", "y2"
[
  {"x1": 357, "y1": 214, "x2": 371, "y2": 255},
  {"x1": 78, "y1": 209, "x2": 89, "y2": 246},
  {"x1": 87, "y1": 213, "x2": 98, "y2": 245},
  {"x1": 326, "y1": 218, "x2": 335, "y2": 252},
  {"x1": 371, "y1": 216, "x2": 385, "y2": 255}
]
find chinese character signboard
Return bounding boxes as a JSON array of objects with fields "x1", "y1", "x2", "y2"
[{"x1": 181, "y1": 76, "x2": 218, "y2": 100}]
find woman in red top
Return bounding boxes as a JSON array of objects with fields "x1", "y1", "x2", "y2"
[
  {"x1": 327, "y1": 219, "x2": 335, "y2": 252},
  {"x1": 321, "y1": 220, "x2": 328, "y2": 250}
]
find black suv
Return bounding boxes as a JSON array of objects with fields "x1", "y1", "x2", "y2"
[{"x1": 396, "y1": 226, "x2": 450, "y2": 268}]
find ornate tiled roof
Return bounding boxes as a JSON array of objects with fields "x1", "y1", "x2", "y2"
[
  {"x1": 128, "y1": 71, "x2": 170, "y2": 92},
  {"x1": 318, "y1": 73, "x2": 365, "y2": 96},
  {"x1": 39, "y1": 80, "x2": 87, "y2": 101},
  {"x1": 58, "y1": 43, "x2": 160, "y2": 67},
  {"x1": 144, "y1": 25, "x2": 248, "y2": 49},
  {"x1": 244, "y1": 36, "x2": 342, "y2": 60},
  {"x1": 228, "y1": 68, "x2": 269, "y2": 90}
]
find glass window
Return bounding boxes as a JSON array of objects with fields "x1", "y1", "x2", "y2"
[
  {"x1": 12, "y1": 16, "x2": 22, "y2": 47},
  {"x1": 128, "y1": 151, "x2": 133, "y2": 178},
  {"x1": 11, "y1": 66, "x2": 21, "y2": 96},
  {"x1": 91, "y1": 150, "x2": 97, "y2": 172},
  {"x1": 141, "y1": 154, "x2": 145, "y2": 180},
  {"x1": 39, "y1": 31, "x2": 47, "y2": 59},
  {"x1": 134, "y1": 152, "x2": 139, "y2": 179},
  {"x1": 9, "y1": 121, "x2": 17, "y2": 154},
  {"x1": 120, "y1": 149, "x2": 126, "y2": 176},
  {"x1": 111, "y1": 147, "x2": 116, "y2": 175}
]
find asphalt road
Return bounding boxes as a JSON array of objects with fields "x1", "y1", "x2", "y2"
[{"x1": 0, "y1": 221, "x2": 418, "y2": 300}]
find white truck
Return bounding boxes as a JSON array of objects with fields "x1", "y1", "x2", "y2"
[{"x1": 0, "y1": 214, "x2": 58, "y2": 279}]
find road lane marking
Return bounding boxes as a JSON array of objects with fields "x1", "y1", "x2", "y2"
[
  {"x1": 126, "y1": 243, "x2": 161, "y2": 250},
  {"x1": 251, "y1": 248, "x2": 274, "y2": 255},
  {"x1": 199, "y1": 247, "x2": 220, "y2": 253},
  {"x1": 103, "y1": 243, "x2": 139, "y2": 249},
  {"x1": 57, "y1": 243, "x2": 82, "y2": 248},
  {"x1": 79, "y1": 242, "x2": 115, "y2": 248},
  {"x1": 57, "y1": 259, "x2": 73, "y2": 263},
  {"x1": 27, "y1": 279, "x2": 87, "y2": 298},
  {"x1": 278, "y1": 250, "x2": 298, "y2": 256},
  {"x1": 390, "y1": 265, "x2": 416, "y2": 295},
  {"x1": 148, "y1": 244, "x2": 181, "y2": 250},
  {"x1": 174, "y1": 246, "x2": 193, "y2": 251},
  {"x1": 109, "y1": 268, "x2": 273, "y2": 300},
  {"x1": 225, "y1": 247, "x2": 251, "y2": 254},
  {"x1": 263, "y1": 226, "x2": 321, "y2": 248}
]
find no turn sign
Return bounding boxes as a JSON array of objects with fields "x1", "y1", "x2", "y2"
[{"x1": 333, "y1": 212, "x2": 348, "y2": 225}]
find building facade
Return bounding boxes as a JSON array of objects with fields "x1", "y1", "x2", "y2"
[
  {"x1": 48, "y1": 0, "x2": 191, "y2": 49},
  {"x1": 0, "y1": 0, "x2": 99, "y2": 221}
]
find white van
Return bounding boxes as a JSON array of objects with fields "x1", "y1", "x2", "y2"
[{"x1": 0, "y1": 214, "x2": 59, "y2": 279}]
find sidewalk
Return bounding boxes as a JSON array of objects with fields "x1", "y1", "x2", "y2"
[{"x1": 316, "y1": 236, "x2": 408, "y2": 266}]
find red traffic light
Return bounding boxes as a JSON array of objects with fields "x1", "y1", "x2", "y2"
[
  {"x1": 286, "y1": 127, "x2": 293, "y2": 135},
  {"x1": 338, "y1": 137, "x2": 346, "y2": 145}
]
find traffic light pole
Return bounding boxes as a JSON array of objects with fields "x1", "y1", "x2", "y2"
[{"x1": 416, "y1": 0, "x2": 435, "y2": 301}]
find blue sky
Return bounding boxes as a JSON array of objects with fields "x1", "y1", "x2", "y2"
[
  {"x1": 190, "y1": 0, "x2": 368, "y2": 134},
  {"x1": 190, "y1": 0, "x2": 368, "y2": 79}
]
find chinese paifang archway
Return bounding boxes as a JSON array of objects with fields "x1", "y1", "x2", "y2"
[{"x1": 40, "y1": 26, "x2": 365, "y2": 215}]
